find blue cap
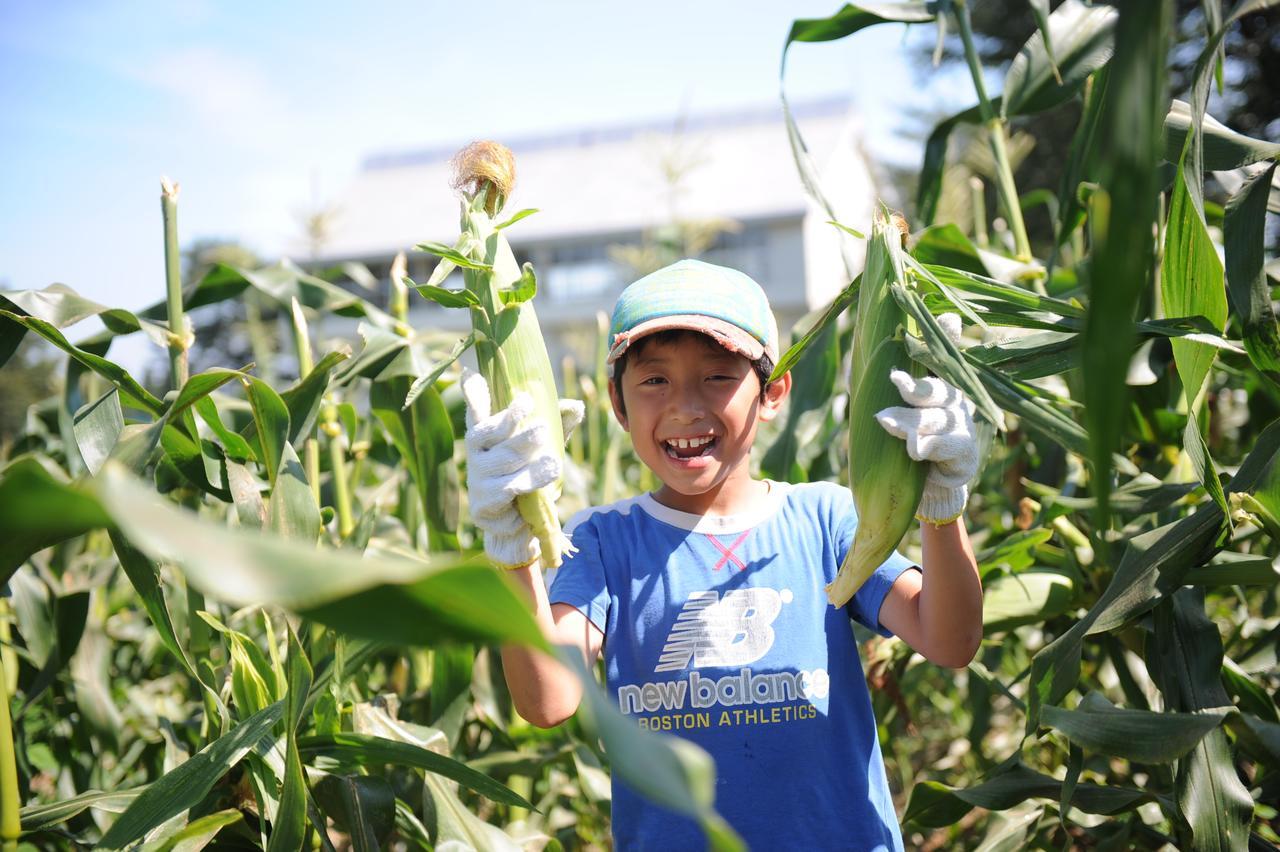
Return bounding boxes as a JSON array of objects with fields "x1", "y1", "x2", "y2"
[{"x1": 607, "y1": 259, "x2": 779, "y2": 367}]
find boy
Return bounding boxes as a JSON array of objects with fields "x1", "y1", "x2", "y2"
[{"x1": 461, "y1": 259, "x2": 983, "y2": 850}]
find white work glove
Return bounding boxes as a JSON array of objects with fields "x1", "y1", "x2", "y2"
[
  {"x1": 461, "y1": 368, "x2": 584, "y2": 569},
  {"x1": 874, "y1": 313, "x2": 980, "y2": 525}
]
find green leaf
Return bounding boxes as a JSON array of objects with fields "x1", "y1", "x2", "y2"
[
  {"x1": 917, "y1": 104, "x2": 985, "y2": 227},
  {"x1": 1183, "y1": 551, "x2": 1278, "y2": 586},
  {"x1": 1224, "y1": 162, "x2": 1280, "y2": 388},
  {"x1": 0, "y1": 310, "x2": 166, "y2": 414},
  {"x1": 402, "y1": 332, "x2": 475, "y2": 409},
  {"x1": 917, "y1": 261, "x2": 1085, "y2": 318},
  {"x1": 1080, "y1": 0, "x2": 1173, "y2": 533},
  {"x1": 1149, "y1": 589, "x2": 1253, "y2": 850},
  {"x1": 1041, "y1": 692, "x2": 1227, "y2": 763},
  {"x1": 1001, "y1": 1, "x2": 1117, "y2": 119},
  {"x1": 240, "y1": 376, "x2": 291, "y2": 486},
  {"x1": 301, "y1": 732, "x2": 533, "y2": 809},
  {"x1": 892, "y1": 283, "x2": 1005, "y2": 429},
  {"x1": 73, "y1": 389, "x2": 125, "y2": 476},
  {"x1": 314, "y1": 774, "x2": 395, "y2": 851},
  {"x1": 98, "y1": 702, "x2": 284, "y2": 849},
  {"x1": 904, "y1": 761, "x2": 1160, "y2": 829},
  {"x1": 108, "y1": 530, "x2": 200, "y2": 681},
  {"x1": 0, "y1": 458, "x2": 111, "y2": 584},
  {"x1": 498, "y1": 262, "x2": 537, "y2": 306},
  {"x1": 266, "y1": 627, "x2": 312, "y2": 852},
  {"x1": 267, "y1": 442, "x2": 321, "y2": 543},
  {"x1": 415, "y1": 241, "x2": 492, "y2": 272},
  {"x1": 1163, "y1": 100, "x2": 1280, "y2": 170},
  {"x1": 280, "y1": 349, "x2": 350, "y2": 445},
  {"x1": 762, "y1": 306, "x2": 840, "y2": 481},
  {"x1": 782, "y1": 1, "x2": 934, "y2": 72},
  {"x1": 138, "y1": 809, "x2": 244, "y2": 852},
  {"x1": 95, "y1": 464, "x2": 546, "y2": 650},
  {"x1": 1027, "y1": 416, "x2": 1280, "y2": 731},
  {"x1": 983, "y1": 570, "x2": 1075, "y2": 633},
  {"x1": 769, "y1": 281, "x2": 854, "y2": 382},
  {"x1": 1052, "y1": 66, "x2": 1109, "y2": 255},
  {"x1": 372, "y1": 377, "x2": 459, "y2": 543},
  {"x1": 20, "y1": 789, "x2": 141, "y2": 832},
  {"x1": 1162, "y1": 157, "x2": 1228, "y2": 407},
  {"x1": 1183, "y1": 411, "x2": 1230, "y2": 522},
  {"x1": 1026, "y1": 0, "x2": 1059, "y2": 85},
  {"x1": 494, "y1": 208, "x2": 539, "y2": 230},
  {"x1": 414, "y1": 282, "x2": 480, "y2": 309}
]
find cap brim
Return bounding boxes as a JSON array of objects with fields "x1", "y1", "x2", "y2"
[{"x1": 607, "y1": 314, "x2": 767, "y2": 364}]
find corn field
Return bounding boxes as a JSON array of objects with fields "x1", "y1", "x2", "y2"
[{"x1": 2, "y1": 1, "x2": 1280, "y2": 849}]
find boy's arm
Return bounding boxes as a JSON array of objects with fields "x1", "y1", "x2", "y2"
[
  {"x1": 878, "y1": 519, "x2": 982, "y2": 669},
  {"x1": 501, "y1": 564, "x2": 605, "y2": 728}
]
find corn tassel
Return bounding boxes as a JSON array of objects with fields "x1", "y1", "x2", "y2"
[
  {"x1": 827, "y1": 211, "x2": 927, "y2": 607},
  {"x1": 454, "y1": 142, "x2": 572, "y2": 569}
]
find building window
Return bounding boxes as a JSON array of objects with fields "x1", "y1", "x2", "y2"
[
  {"x1": 545, "y1": 241, "x2": 620, "y2": 301},
  {"x1": 701, "y1": 222, "x2": 770, "y2": 285}
]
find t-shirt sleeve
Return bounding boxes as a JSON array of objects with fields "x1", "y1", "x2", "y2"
[
  {"x1": 546, "y1": 514, "x2": 610, "y2": 635},
  {"x1": 830, "y1": 486, "x2": 919, "y2": 638}
]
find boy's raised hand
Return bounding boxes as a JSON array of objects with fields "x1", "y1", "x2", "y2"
[
  {"x1": 873, "y1": 313, "x2": 979, "y2": 525},
  {"x1": 461, "y1": 369, "x2": 583, "y2": 569}
]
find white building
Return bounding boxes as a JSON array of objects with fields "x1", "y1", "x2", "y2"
[{"x1": 320, "y1": 99, "x2": 878, "y2": 366}]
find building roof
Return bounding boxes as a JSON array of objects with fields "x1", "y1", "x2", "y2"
[{"x1": 319, "y1": 98, "x2": 866, "y2": 261}]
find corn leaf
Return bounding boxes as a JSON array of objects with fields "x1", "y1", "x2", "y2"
[
  {"x1": 1027, "y1": 416, "x2": 1280, "y2": 729},
  {"x1": 1163, "y1": 100, "x2": 1280, "y2": 171},
  {"x1": 95, "y1": 463, "x2": 545, "y2": 650},
  {"x1": 1224, "y1": 162, "x2": 1280, "y2": 388},
  {"x1": 1041, "y1": 692, "x2": 1227, "y2": 764},
  {"x1": 769, "y1": 280, "x2": 854, "y2": 382},
  {"x1": 266, "y1": 628, "x2": 313, "y2": 852},
  {"x1": 1149, "y1": 589, "x2": 1253, "y2": 850},
  {"x1": 279, "y1": 349, "x2": 350, "y2": 445},
  {"x1": 494, "y1": 208, "x2": 539, "y2": 230},
  {"x1": 314, "y1": 774, "x2": 394, "y2": 851},
  {"x1": 0, "y1": 310, "x2": 166, "y2": 414},
  {"x1": 1079, "y1": 0, "x2": 1172, "y2": 534},
  {"x1": 497, "y1": 262, "x2": 538, "y2": 306},
  {"x1": 240, "y1": 377, "x2": 291, "y2": 486},
  {"x1": 782, "y1": 2, "x2": 935, "y2": 67},
  {"x1": 301, "y1": 733, "x2": 532, "y2": 810},
  {"x1": 371, "y1": 376, "x2": 459, "y2": 544},
  {"x1": 402, "y1": 332, "x2": 475, "y2": 409},
  {"x1": 917, "y1": 104, "x2": 985, "y2": 227},
  {"x1": 20, "y1": 789, "x2": 141, "y2": 832},
  {"x1": 413, "y1": 281, "x2": 480, "y2": 309},
  {"x1": 98, "y1": 701, "x2": 284, "y2": 850},
  {"x1": 983, "y1": 570, "x2": 1075, "y2": 633},
  {"x1": 904, "y1": 761, "x2": 1162, "y2": 829},
  {"x1": 0, "y1": 458, "x2": 111, "y2": 584},
  {"x1": 415, "y1": 241, "x2": 493, "y2": 272},
  {"x1": 763, "y1": 307, "x2": 840, "y2": 482},
  {"x1": 1001, "y1": 0, "x2": 1116, "y2": 119},
  {"x1": 1162, "y1": 155, "x2": 1228, "y2": 407},
  {"x1": 267, "y1": 442, "x2": 320, "y2": 543},
  {"x1": 137, "y1": 809, "x2": 244, "y2": 852},
  {"x1": 893, "y1": 283, "x2": 1005, "y2": 429}
]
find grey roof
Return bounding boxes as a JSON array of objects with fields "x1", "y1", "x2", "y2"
[{"x1": 320, "y1": 98, "x2": 870, "y2": 262}]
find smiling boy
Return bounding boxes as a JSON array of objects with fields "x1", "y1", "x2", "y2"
[{"x1": 462, "y1": 259, "x2": 983, "y2": 850}]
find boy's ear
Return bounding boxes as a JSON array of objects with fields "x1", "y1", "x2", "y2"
[
  {"x1": 758, "y1": 370, "x2": 791, "y2": 423},
  {"x1": 607, "y1": 377, "x2": 629, "y2": 431}
]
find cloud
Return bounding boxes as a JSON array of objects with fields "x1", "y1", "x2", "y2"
[{"x1": 128, "y1": 45, "x2": 295, "y2": 152}]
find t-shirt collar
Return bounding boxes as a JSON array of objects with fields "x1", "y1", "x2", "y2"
[{"x1": 637, "y1": 481, "x2": 789, "y2": 534}]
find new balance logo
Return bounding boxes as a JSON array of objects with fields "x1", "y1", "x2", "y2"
[{"x1": 655, "y1": 588, "x2": 792, "y2": 672}]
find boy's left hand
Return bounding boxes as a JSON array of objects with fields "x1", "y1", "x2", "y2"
[{"x1": 874, "y1": 313, "x2": 979, "y2": 525}]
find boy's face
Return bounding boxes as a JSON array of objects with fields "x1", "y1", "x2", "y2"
[{"x1": 609, "y1": 332, "x2": 790, "y2": 513}]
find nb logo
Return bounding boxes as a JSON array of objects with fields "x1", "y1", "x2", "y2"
[{"x1": 655, "y1": 588, "x2": 790, "y2": 672}]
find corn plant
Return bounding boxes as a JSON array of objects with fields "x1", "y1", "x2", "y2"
[
  {"x1": 778, "y1": 1, "x2": 1280, "y2": 848},
  {"x1": 0, "y1": 166, "x2": 736, "y2": 848}
]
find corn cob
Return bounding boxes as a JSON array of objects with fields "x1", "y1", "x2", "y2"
[
  {"x1": 453, "y1": 142, "x2": 571, "y2": 569},
  {"x1": 827, "y1": 211, "x2": 927, "y2": 607}
]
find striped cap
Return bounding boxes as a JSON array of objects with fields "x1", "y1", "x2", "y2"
[{"x1": 607, "y1": 259, "x2": 779, "y2": 367}]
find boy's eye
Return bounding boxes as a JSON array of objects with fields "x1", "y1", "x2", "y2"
[{"x1": 640, "y1": 376, "x2": 667, "y2": 385}]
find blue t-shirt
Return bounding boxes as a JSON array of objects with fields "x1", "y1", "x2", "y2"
[{"x1": 547, "y1": 480, "x2": 917, "y2": 851}]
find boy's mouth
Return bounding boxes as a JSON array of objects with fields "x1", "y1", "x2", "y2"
[{"x1": 663, "y1": 435, "x2": 716, "y2": 460}]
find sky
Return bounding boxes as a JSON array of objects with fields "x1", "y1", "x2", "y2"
[{"x1": 0, "y1": 0, "x2": 975, "y2": 361}]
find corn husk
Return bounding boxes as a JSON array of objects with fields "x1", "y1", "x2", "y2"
[{"x1": 827, "y1": 211, "x2": 927, "y2": 607}]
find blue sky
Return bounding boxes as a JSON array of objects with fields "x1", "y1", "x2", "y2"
[{"x1": 1, "y1": 1, "x2": 973, "y2": 327}]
